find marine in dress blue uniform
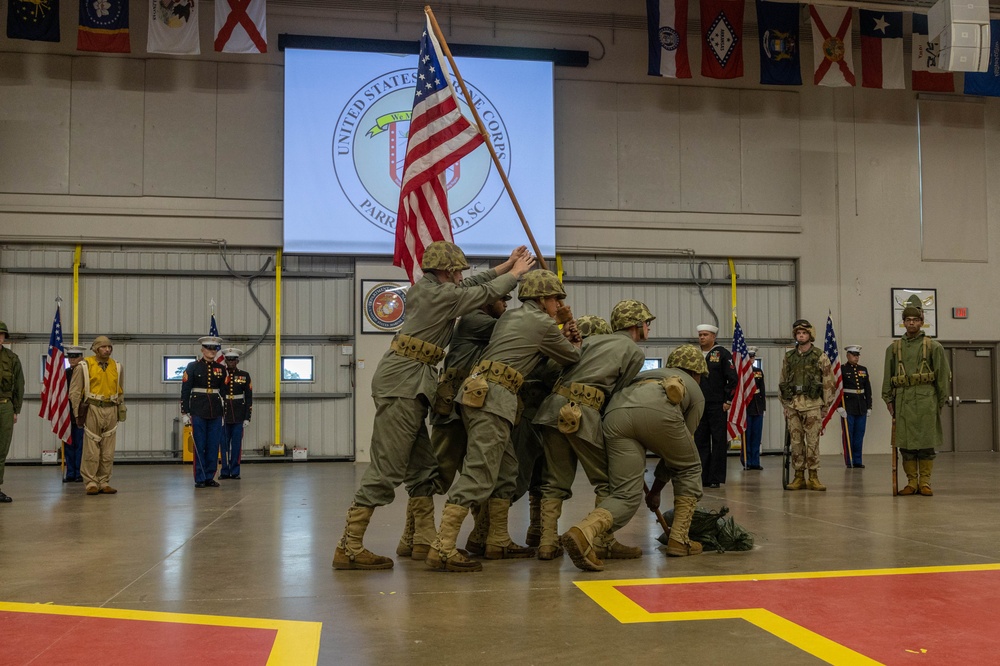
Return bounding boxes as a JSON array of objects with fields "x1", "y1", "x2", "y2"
[
  {"x1": 742, "y1": 347, "x2": 766, "y2": 470},
  {"x1": 63, "y1": 346, "x2": 87, "y2": 483},
  {"x1": 181, "y1": 336, "x2": 228, "y2": 488},
  {"x1": 693, "y1": 324, "x2": 737, "y2": 487},
  {"x1": 221, "y1": 348, "x2": 252, "y2": 480},
  {"x1": 841, "y1": 345, "x2": 872, "y2": 468}
]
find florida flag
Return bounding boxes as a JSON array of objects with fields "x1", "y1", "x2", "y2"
[
  {"x1": 912, "y1": 13, "x2": 955, "y2": 92},
  {"x1": 701, "y1": 0, "x2": 744, "y2": 79},
  {"x1": 215, "y1": 0, "x2": 266, "y2": 53},
  {"x1": 647, "y1": 0, "x2": 691, "y2": 78},
  {"x1": 860, "y1": 10, "x2": 904, "y2": 89},
  {"x1": 810, "y1": 5, "x2": 855, "y2": 87}
]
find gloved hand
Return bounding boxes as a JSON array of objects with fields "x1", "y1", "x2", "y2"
[
  {"x1": 836, "y1": 407, "x2": 847, "y2": 419},
  {"x1": 866, "y1": 409, "x2": 872, "y2": 417},
  {"x1": 243, "y1": 420, "x2": 250, "y2": 427},
  {"x1": 182, "y1": 414, "x2": 192, "y2": 426}
]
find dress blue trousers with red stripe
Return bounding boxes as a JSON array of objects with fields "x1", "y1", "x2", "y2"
[
  {"x1": 192, "y1": 415, "x2": 223, "y2": 484},
  {"x1": 65, "y1": 422, "x2": 84, "y2": 480},
  {"x1": 743, "y1": 413, "x2": 764, "y2": 468},
  {"x1": 222, "y1": 422, "x2": 244, "y2": 477},
  {"x1": 844, "y1": 414, "x2": 867, "y2": 466}
]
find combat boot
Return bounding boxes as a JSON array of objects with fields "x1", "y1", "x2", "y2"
[
  {"x1": 332, "y1": 504, "x2": 394, "y2": 570},
  {"x1": 484, "y1": 498, "x2": 536, "y2": 559},
  {"x1": 537, "y1": 498, "x2": 564, "y2": 560},
  {"x1": 409, "y1": 496, "x2": 436, "y2": 560},
  {"x1": 666, "y1": 496, "x2": 703, "y2": 557},
  {"x1": 785, "y1": 470, "x2": 806, "y2": 491},
  {"x1": 899, "y1": 459, "x2": 919, "y2": 495},
  {"x1": 395, "y1": 499, "x2": 415, "y2": 557},
  {"x1": 806, "y1": 470, "x2": 826, "y2": 492},
  {"x1": 561, "y1": 508, "x2": 613, "y2": 572},
  {"x1": 525, "y1": 493, "x2": 542, "y2": 547},
  {"x1": 465, "y1": 502, "x2": 489, "y2": 555},
  {"x1": 918, "y1": 459, "x2": 934, "y2": 496},
  {"x1": 426, "y1": 503, "x2": 482, "y2": 572},
  {"x1": 594, "y1": 531, "x2": 642, "y2": 559}
]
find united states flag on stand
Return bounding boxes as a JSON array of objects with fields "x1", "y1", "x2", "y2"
[
  {"x1": 393, "y1": 16, "x2": 485, "y2": 284},
  {"x1": 821, "y1": 314, "x2": 844, "y2": 430},
  {"x1": 727, "y1": 319, "x2": 757, "y2": 440},
  {"x1": 39, "y1": 305, "x2": 72, "y2": 442},
  {"x1": 210, "y1": 313, "x2": 224, "y2": 363}
]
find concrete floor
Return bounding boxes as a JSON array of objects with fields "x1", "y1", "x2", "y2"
[{"x1": 1, "y1": 452, "x2": 998, "y2": 665}]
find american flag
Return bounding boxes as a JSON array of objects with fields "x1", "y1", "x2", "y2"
[
  {"x1": 821, "y1": 314, "x2": 844, "y2": 429},
  {"x1": 727, "y1": 318, "x2": 757, "y2": 440},
  {"x1": 393, "y1": 15, "x2": 485, "y2": 284},
  {"x1": 39, "y1": 305, "x2": 72, "y2": 442},
  {"x1": 210, "y1": 313, "x2": 224, "y2": 363}
]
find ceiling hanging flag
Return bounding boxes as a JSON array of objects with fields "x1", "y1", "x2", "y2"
[
  {"x1": 963, "y1": 20, "x2": 1000, "y2": 97},
  {"x1": 701, "y1": 0, "x2": 745, "y2": 79},
  {"x1": 147, "y1": 0, "x2": 200, "y2": 55},
  {"x1": 646, "y1": 0, "x2": 691, "y2": 79},
  {"x1": 6, "y1": 0, "x2": 61, "y2": 42},
  {"x1": 912, "y1": 13, "x2": 955, "y2": 92},
  {"x1": 78, "y1": 0, "x2": 130, "y2": 53},
  {"x1": 810, "y1": 5, "x2": 855, "y2": 87},
  {"x1": 860, "y1": 10, "x2": 904, "y2": 89},
  {"x1": 756, "y1": 0, "x2": 802, "y2": 86},
  {"x1": 214, "y1": 0, "x2": 266, "y2": 54}
]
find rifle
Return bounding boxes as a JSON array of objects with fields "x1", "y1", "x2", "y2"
[
  {"x1": 891, "y1": 418, "x2": 898, "y2": 496},
  {"x1": 782, "y1": 421, "x2": 791, "y2": 489}
]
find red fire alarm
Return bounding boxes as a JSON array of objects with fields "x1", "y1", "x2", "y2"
[{"x1": 952, "y1": 307, "x2": 968, "y2": 319}]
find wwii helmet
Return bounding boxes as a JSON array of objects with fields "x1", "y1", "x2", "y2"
[
  {"x1": 667, "y1": 344, "x2": 709, "y2": 376},
  {"x1": 91, "y1": 335, "x2": 113, "y2": 352},
  {"x1": 792, "y1": 319, "x2": 815, "y2": 342},
  {"x1": 610, "y1": 299, "x2": 656, "y2": 332},
  {"x1": 518, "y1": 269, "x2": 567, "y2": 301},
  {"x1": 902, "y1": 295, "x2": 924, "y2": 321},
  {"x1": 576, "y1": 315, "x2": 612, "y2": 339},
  {"x1": 0, "y1": 321, "x2": 7, "y2": 336},
  {"x1": 420, "y1": 241, "x2": 470, "y2": 272}
]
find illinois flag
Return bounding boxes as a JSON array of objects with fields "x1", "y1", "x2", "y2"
[
  {"x1": 756, "y1": 0, "x2": 801, "y2": 86},
  {"x1": 964, "y1": 19, "x2": 1000, "y2": 97},
  {"x1": 148, "y1": 0, "x2": 200, "y2": 55},
  {"x1": 78, "y1": 0, "x2": 130, "y2": 53},
  {"x1": 701, "y1": 0, "x2": 744, "y2": 79},
  {"x1": 912, "y1": 14, "x2": 955, "y2": 92},
  {"x1": 647, "y1": 0, "x2": 691, "y2": 79},
  {"x1": 6, "y1": 0, "x2": 60, "y2": 42},
  {"x1": 810, "y1": 5, "x2": 855, "y2": 87},
  {"x1": 215, "y1": 0, "x2": 266, "y2": 54},
  {"x1": 860, "y1": 10, "x2": 903, "y2": 89}
]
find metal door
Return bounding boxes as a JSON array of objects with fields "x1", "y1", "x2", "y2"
[{"x1": 942, "y1": 346, "x2": 996, "y2": 453}]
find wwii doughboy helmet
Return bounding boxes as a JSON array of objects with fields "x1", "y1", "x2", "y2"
[
  {"x1": 792, "y1": 319, "x2": 815, "y2": 342},
  {"x1": 576, "y1": 315, "x2": 612, "y2": 339},
  {"x1": 420, "y1": 241, "x2": 470, "y2": 272},
  {"x1": 902, "y1": 295, "x2": 924, "y2": 320},
  {"x1": 610, "y1": 300, "x2": 656, "y2": 332},
  {"x1": 667, "y1": 344, "x2": 709, "y2": 376},
  {"x1": 518, "y1": 269, "x2": 566, "y2": 300}
]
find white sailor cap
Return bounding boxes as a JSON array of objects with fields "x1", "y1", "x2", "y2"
[
  {"x1": 64, "y1": 345, "x2": 86, "y2": 356},
  {"x1": 198, "y1": 336, "x2": 223, "y2": 348},
  {"x1": 747, "y1": 346, "x2": 758, "y2": 356},
  {"x1": 696, "y1": 324, "x2": 719, "y2": 334},
  {"x1": 845, "y1": 345, "x2": 862, "y2": 354},
  {"x1": 222, "y1": 347, "x2": 243, "y2": 359}
]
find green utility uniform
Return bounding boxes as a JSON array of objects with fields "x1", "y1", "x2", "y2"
[
  {"x1": 881, "y1": 332, "x2": 950, "y2": 456},
  {"x1": 779, "y1": 346, "x2": 835, "y2": 471},
  {"x1": 0, "y1": 345, "x2": 25, "y2": 486},
  {"x1": 512, "y1": 362, "x2": 560, "y2": 500}
]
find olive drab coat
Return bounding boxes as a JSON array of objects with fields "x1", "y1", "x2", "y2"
[{"x1": 881, "y1": 332, "x2": 950, "y2": 451}]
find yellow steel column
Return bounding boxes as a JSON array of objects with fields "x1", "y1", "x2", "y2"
[
  {"x1": 73, "y1": 245, "x2": 81, "y2": 345},
  {"x1": 271, "y1": 249, "x2": 284, "y2": 455}
]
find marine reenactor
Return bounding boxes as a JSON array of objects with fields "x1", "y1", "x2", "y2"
[
  {"x1": 333, "y1": 242, "x2": 534, "y2": 571},
  {"x1": 742, "y1": 347, "x2": 766, "y2": 471},
  {"x1": 840, "y1": 345, "x2": 872, "y2": 468},
  {"x1": 69, "y1": 336, "x2": 125, "y2": 496},
  {"x1": 779, "y1": 320, "x2": 836, "y2": 491},
  {"x1": 221, "y1": 348, "x2": 252, "y2": 480},
  {"x1": 693, "y1": 324, "x2": 737, "y2": 488},
  {"x1": 0, "y1": 321, "x2": 25, "y2": 503},
  {"x1": 180, "y1": 336, "x2": 228, "y2": 489},
  {"x1": 883, "y1": 298, "x2": 950, "y2": 496},
  {"x1": 427, "y1": 269, "x2": 581, "y2": 572},
  {"x1": 62, "y1": 346, "x2": 87, "y2": 483}
]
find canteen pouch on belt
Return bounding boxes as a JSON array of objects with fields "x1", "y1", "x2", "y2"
[
  {"x1": 557, "y1": 402, "x2": 582, "y2": 434},
  {"x1": 117, "y1": 403, "x2": 127, "y2": 422},
  {"x1": 460, "y1": 374, "x2": 489, "y2": 409},
  {"x1": 433, "y1": 379, "x2": 457, "y2": 416},
  {"x1": 662, "y1": 376, "x2": 686, "y2": 405}
]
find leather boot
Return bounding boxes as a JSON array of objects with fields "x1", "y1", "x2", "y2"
[
  {"x1": 465, "y1": 502, "x2": 489, "y2": 555},
  {"x1": 395, "y1": 499, "x2": 415, "y2": 557},
  {"x1": 806, "y1": 470, "x2": 826, "y2": 492},
  {"x1": 666, "y1": 496, "x2": 703, "y2": 557},
  {"x1": 918, "y1": 459, "x2": 934, "y2": 496},
  {"x1": 525, "y1": 493, "x2": 542, "y2": 547},
  {"x1": 485, "y1": 498, "x2": 536, "y2": 559},
  {"x1": 785, "y1": 470, "x2": 806, "y2": 490},
  {"x1": 332, "y1": 504, "x2": 394, "y2": 570},
  {"x1": 409, "y1": 496, "x2": 436, "y2": 560},
  {"x1": 594, "y1": 531, "x2": 642, "y2": 559},
  {"x1": 537, "y1": 498, "x2": 564, "y2": 560},
  {"x1": 427, "y1": 503, "x2": 482, "y2": 572},
  {"x1": 561, "y1": 508, "x2": 613, "y2": 572},
  {"x1": 899, "y1": 459, "x2": 919, "y2": 495}
]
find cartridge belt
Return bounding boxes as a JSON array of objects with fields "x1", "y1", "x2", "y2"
[
  {"x1": 472, "y1": 360, "x2": 524, "y2": 394},
  {"x1": 86, "y1": 398, "x2": 117, "y2": 408},
  {"x1": 553, "y1": 381, "x2": 605, "y2": 411},
  {"x1": 391, "y1": 333, "x2": 446, "y2": 366}
]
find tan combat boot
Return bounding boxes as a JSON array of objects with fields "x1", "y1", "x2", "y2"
[
  {"x1": 594, "y1": 531, "x2": 642, "y2": 559},
  {"x1": 785, "y1": 470, "x2": 806, "y2": 491},
  {"x1": 484, "y1": 498, "x2": 536, "y2": 559},
  {"x1": 395, "y1": 499, "x2": 416, "y2": 557},
  {"x1": 537, "y1": 498, "x2": 564, "y2": 560},
  {"x1": 666, "y1": 496, "x2": 703, "y2": 557},
  {"x1": 899, "y1": 459, "x2": 919, "y2": 495},
  {"x1": 426, "y1": 503, "x2": 482, "y2": 572},
  {"x1": 918, "y1": 459, "x2": 934, "y2": 496},
  {"x1": 409, "y1": 496, "x2": 436, "y2": 560},
  {"x1": 561, "y1": 508, "x2": 613, "y2": 571},
  {"x1": 332, "y1": 504, "x2": 394, "y2": 570},
  {"x1": 465, "y1": 502, "x2": 489, "y2": 555},
  {"x1": 806, "y1": 470, "x2": 827, "y2": 492},
  {"x1": 525, "y1": 493, "x2": 542, "y2": 547}
]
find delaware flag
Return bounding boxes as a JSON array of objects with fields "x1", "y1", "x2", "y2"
[
  {"x1": 78, "y1": 0, "x2": 130, "y2": 53},
  {"x1": 147, "y1": 0, "x2": 200, "y2": 55},
  {"x1": 860, "y1": 10, "x2": 903, "y2": 89},
  {"x1": 647, "y1": 0, "x2": 691, "y2": 79},
  {"x1": 810, "y1": 5, "x2": 855, "y2": 87},
  {"x1": 6, "y1": 0, "x2": 61, "y2": 42},
  {"x1": 214, "y1": 0, "x2": 266, "y2": 54},
  {"x1": 912, "y1": 14, "x2": 955, "y2": 92},
  {"x1": 756, "y1": 0, "x2": 801, "y2": 86},
  {"x1": 701, "y1": 0, "x2": 744, "y2": 79},
  {"x1": 964, "y1": 20, "x2": 1000, "y2": 97}
]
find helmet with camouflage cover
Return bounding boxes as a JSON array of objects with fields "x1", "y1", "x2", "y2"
[
  {"x1": 792, "y1": 319, "x2": 815, "y2": 342},
  {"x1": 667, "y1": 344, "x2": 708, "y2": 376},
  {"x1": 576, "y1": 315, "x2": 612, "y2": 339},
  {"x1": 420, "y1": 241, "x2": 470, "y2": 272},
  {"x1": 518, "y1": 269, "x2": 566, "y2": 300},
  {"x1": 610, "y1": 299, "x2": 656, "y2": 332}
]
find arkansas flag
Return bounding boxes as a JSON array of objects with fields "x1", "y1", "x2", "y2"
[
  {"x1": 78, "y1": 0, "x2": 130, "y2": 53},
  {"x1": 147, "y1": 0, "x2": 200, "y2": 55},
  {"x1": 810, "y1": 5, "x2": 855, "y2": 87},
  {"x1": 647, "y1": 0, "x2": 691, "y2": 79},
  {"x1": 860, "y1": 10, "x2": 903, "y2": 89},
  {"x1": 215, "y1": 0, "x2": 266, "y2": 53},
  {"x1": 912, "y1": 13, "x2": 955, "y2": 92},
  {"x1": 701, "y1": 0, "x2": 744, "y2": 79}
]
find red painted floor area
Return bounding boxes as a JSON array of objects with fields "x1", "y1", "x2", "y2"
[
  {"x1": 619, "y1": 569, "x2": 1000, "y2": 665},
  {"x1": 0, "y1": 611, "x2": 277, "y2": 666}
]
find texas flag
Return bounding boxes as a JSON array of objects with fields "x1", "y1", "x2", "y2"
[
  {"x1": 912, "y1": 13, "x2": 955, "y2": 92},
  {"x1": 646, "y1": 0, "x2": 691, "y2": 79},
  {"x1": 810, "y1": 5, "x2": 855, "y2": 87},
  {"x1": 701, "y1": 0, "x2": 744, "y2": 79},
  {"x1": 860, "y1": 10, "x2": 904, "y2": 89}
]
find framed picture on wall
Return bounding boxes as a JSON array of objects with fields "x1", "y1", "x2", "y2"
[
  {"x1": 361, "y1": 280, "x2": 409, "y2": 334},
  {"x1": 891, "y1": 288, "x2": 937, "y2": 338}
]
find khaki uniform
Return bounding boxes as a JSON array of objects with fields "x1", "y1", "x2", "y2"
[
  {"x1": 533, "y1": 331, "x2": 645, "y2": 501},
  {"x1": 353, "y1": 269, "x2": 518, "y2": 507},
  {"x1": 881, "y1": 332, "x2": 950, "y2": 457},
  {"x1": 0, "y1": 346, "x2": 25, "y2": 486},
  {"x1": 778, "y1": 347, "x2": 835, "y2": 471},
  {"x1": 69, "y1": 356, "x2": 124, "y2": 491}
]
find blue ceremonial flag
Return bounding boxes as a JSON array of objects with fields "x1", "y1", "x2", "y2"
[
  {"x1": 7, "y1": 0, "x2": 61, "y2": 42},
  {"x1": 755, "y1": 0, "x2": 801, "y2": 86},
  {"x1": 964, "y1": 20, "x2": 1000, "y2": 97}
]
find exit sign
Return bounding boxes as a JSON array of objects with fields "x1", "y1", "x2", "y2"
[{"x1": 953, "y1": 307, "x2": 969, "y2": 319}]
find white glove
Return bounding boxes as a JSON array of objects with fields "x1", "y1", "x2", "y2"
[
  {"x1": 243, "y1": 420, "x2": 250, "y2": 427},
  {"x1": 182, "y1": 414, "x2": 192, "y2": 426},
  {"x1": 866, "y1": 409, "x2": 872, "y2": 417},
  {"x1": 836, "y1": 407, "x2": 847, "y2": 419}
]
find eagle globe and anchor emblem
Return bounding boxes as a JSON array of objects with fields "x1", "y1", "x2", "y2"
[{"x1": 332, "y1": 68, "x2": 510, "y2": 240}]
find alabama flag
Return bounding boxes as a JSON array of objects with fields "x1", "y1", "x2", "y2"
[
  {"x1": 215, "y1": 0, "x2": 266, "y2": 53},
  {"x1": 147, "y1": 0, "x2": 200, "y2": 55},
  {"x1": 647, "y1": 0, "x2": 691, "y2": 78},
  {"x1": 912, "y1": 13, "x2": 955, "y2": 92},
  {"x1": 701, "y1": 0, "x2": 744, "y2": 79},
  {"x1": 810, "y1": 5, "x2": 855, "y2": 87},
  {"x1": 860, "y1": 10, "x2": 904, "y2": 89}
]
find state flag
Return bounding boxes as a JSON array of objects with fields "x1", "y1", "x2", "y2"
[
  {"x1": 214, "y1": 0, "x2": 266, "y2": 54},
  {"x1": 7, "y1": 0, "x2": 61, "y2": 42},
  {"x1": 78, "y1": 0, "x2": 130, "y2": 53},
  {"x1": 860, "y1": 10, "x2": 903, "y2": 89},
  {"x1": 756, "y1": 0, "x2": 801, "y2": 86},
  {"x1": 646, "y1": 0, "x2": 691, "y2": 79},
  {"x1": 964, "y1": 19, "x2": 1000, "y2": 97},
  {"x1": 701, "y1": 0, "x2": 744, "y2": 79},
  {"x1": 147, "y1": 0, "x2": 200, "y2": 55},
  {"x1": 810, "y1": 5, "x2": 855, "y2": 87},
  {"x1": 912, "y1": 14, "x2": 955, "y2": 92}
]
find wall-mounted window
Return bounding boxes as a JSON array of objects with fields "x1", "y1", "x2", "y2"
[
  {"x1": 163, "y1": 356, "x2": 196, "y2": 382},
  {"x1": 282, "y1": 356, "x2": 315, "y2": 382},
  {"x1": 642, "y1": 357, "x2": 662, "y2": 372}
]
